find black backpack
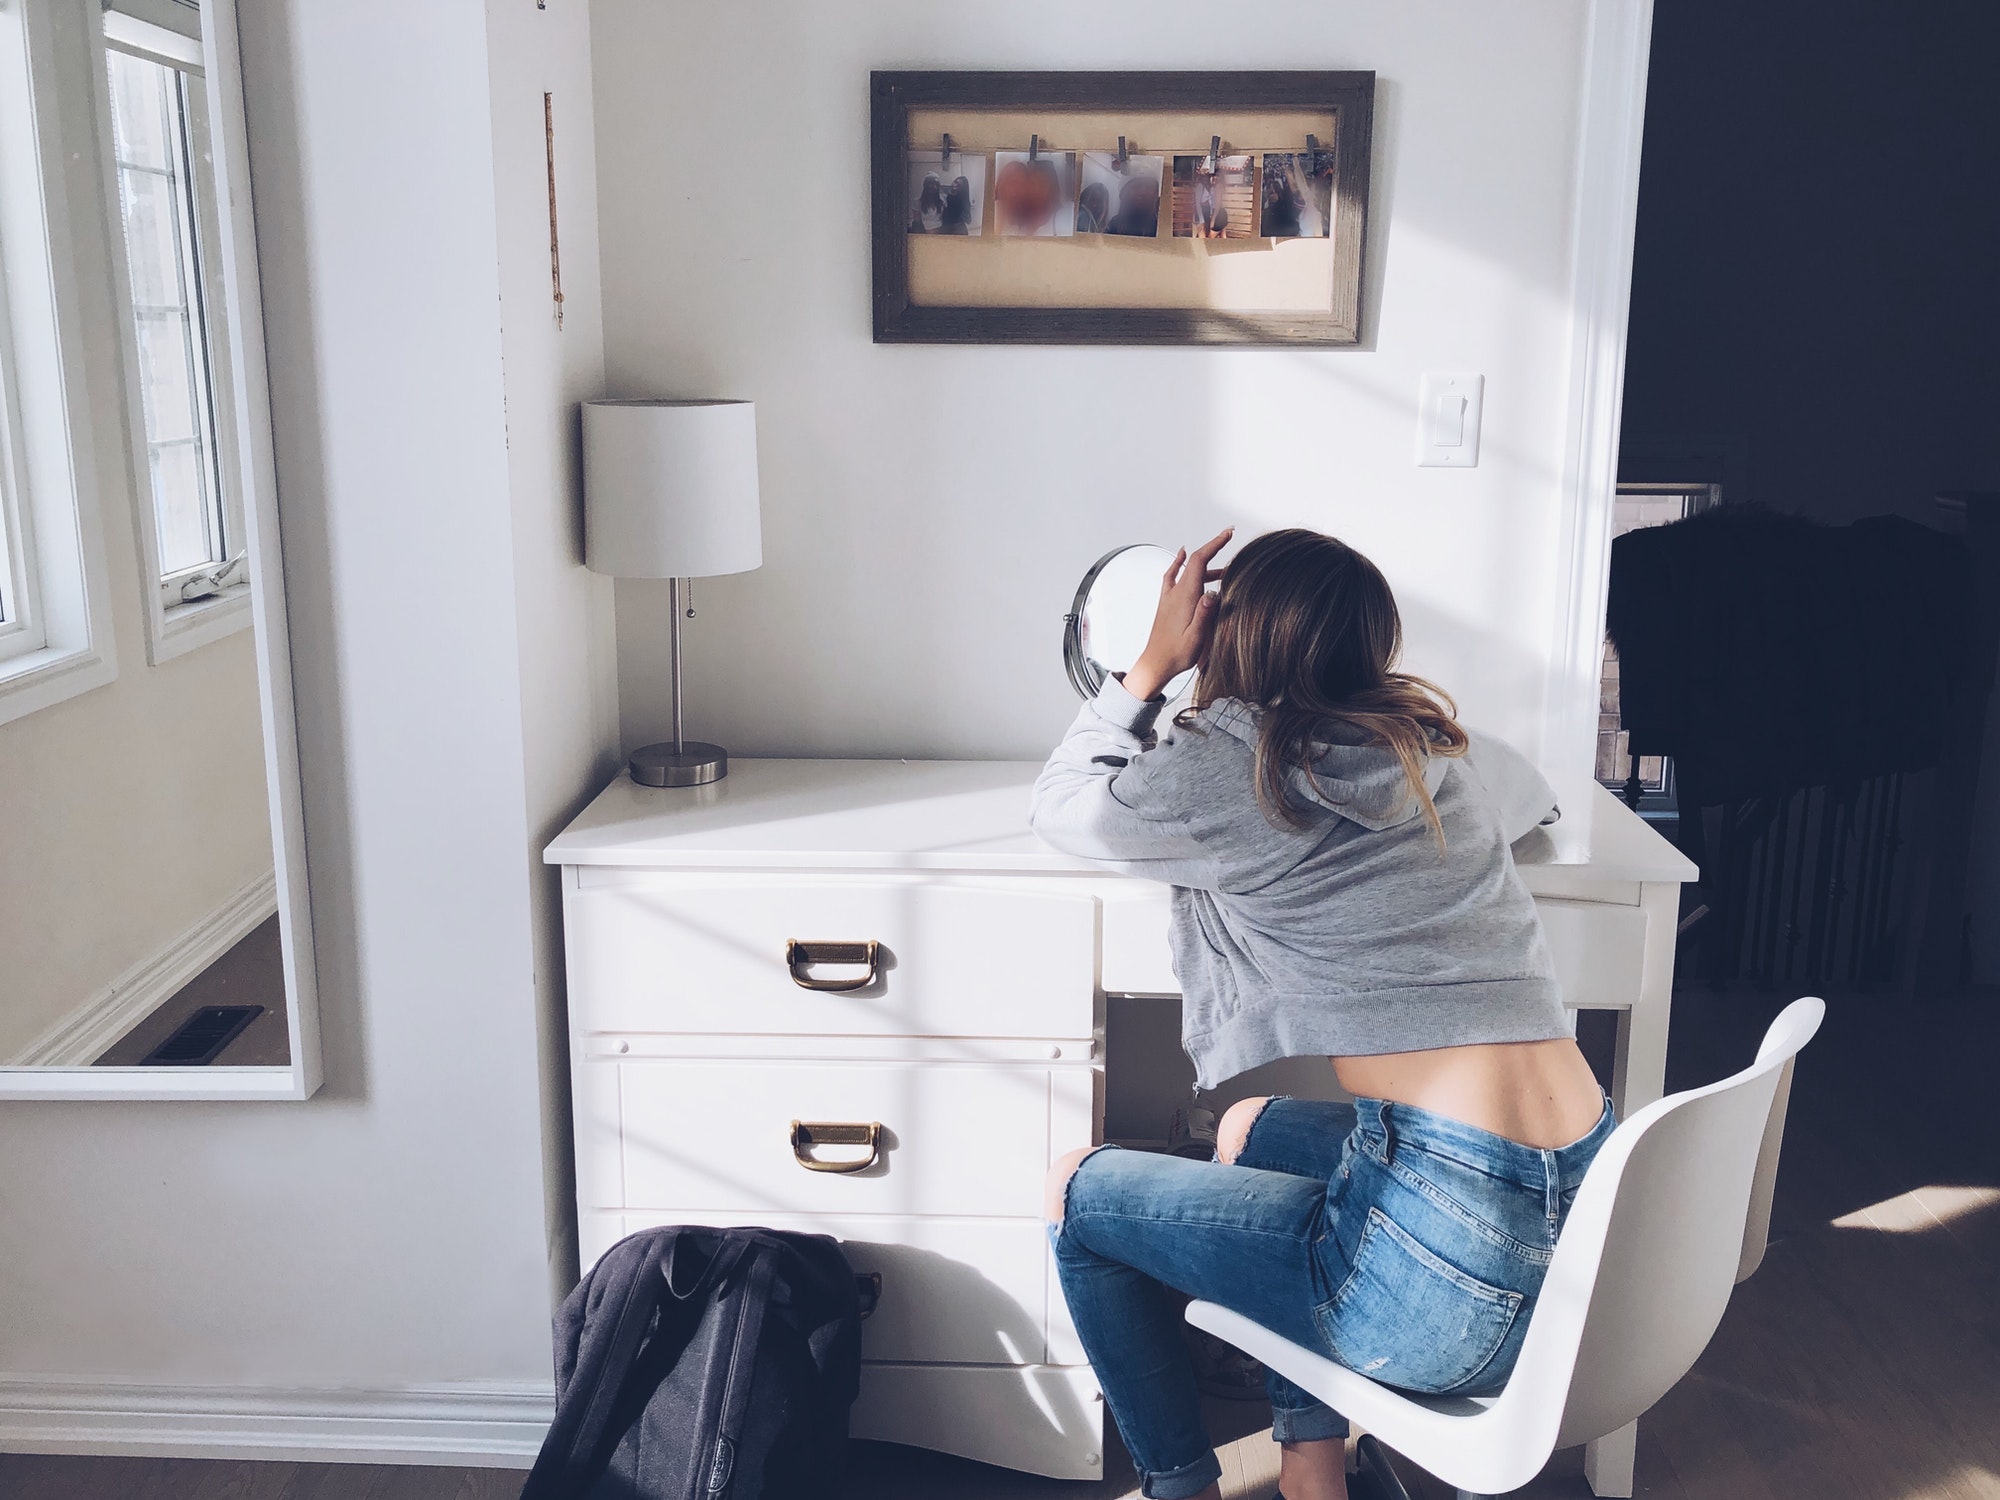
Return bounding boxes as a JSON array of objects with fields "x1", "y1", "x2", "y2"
[{"x1": 521, "y1": 1226, "x2": 863, "y2": 1500}]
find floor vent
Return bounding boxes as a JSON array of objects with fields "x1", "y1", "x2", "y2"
[{"x1": 141, "y1": 1004, "x2": 265, "y2": 1066}]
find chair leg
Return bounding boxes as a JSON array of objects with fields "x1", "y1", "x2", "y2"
[
  {"x1": 1354, "y1": 1436, "x2": 1416, "y2": 1500},
  {"x1": 1584, "y1": 1421, "x2": 1638, "y2": 1497}
]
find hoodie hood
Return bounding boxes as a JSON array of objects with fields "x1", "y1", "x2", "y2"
[{"x1": 1202, "y1": 698, "x2": 1447, "y2": 831}]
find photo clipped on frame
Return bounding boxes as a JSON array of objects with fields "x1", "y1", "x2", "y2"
[
  {"x1": 993, "y1": 149, "x2": 1078, "y2": 236},
  {"x1": 906, "y1": 149, "x2": 985, "y2": 235},
  {"x1": 1171, "y1": 152, "x2": 1256, "y2": 239},
  {"x1": 1076, "y1": 150, "x2": 1166, "y2": 237},
  {"x1": 1260, "y1": 150, "x2": 1334, "y2": 238}
]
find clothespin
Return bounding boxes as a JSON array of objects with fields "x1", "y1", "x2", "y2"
[
  {"x1": 1029, "y1": 133, "x2": 1040, "y2": 162},
  {"x1": 941, "y1": 132, "x2": 954, "y2": 167},
  {"x1": 1206, "y1": 135, "x2": 1221, "y2": 172},
  {"x1": 1115, "y1": 135, "x2": 1129, "y2": 172}
]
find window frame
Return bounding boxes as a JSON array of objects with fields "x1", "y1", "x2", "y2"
[
  {"x1": 96, "y1": 4, "x2": 251, "y2": 664},
  {"x1": 0, "y1": 0, "x2": 120, "y2": 725},
  {"x1": 0, "y1": 271, "x2": 49, "y2": 666}
]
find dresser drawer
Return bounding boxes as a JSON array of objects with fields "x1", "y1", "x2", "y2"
[
  {"x1": 1093, "y1": 883, "x2": 1653, "y2": 1013},
  {"x1": 582, "y1": 1059, "x2": 1095, "y2": 1218},
  {"x1": 1536, "y1": 898, "x2": 1648, "y2": 1009},
  {"x1": 565, "y1": 874, "x2": 1097, "y2": 1039},
  {"x1": 591, "y1": 1211, "x2": 1073, "y2": 1367}
]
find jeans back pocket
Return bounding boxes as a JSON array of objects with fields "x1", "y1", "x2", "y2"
[{"x1": 1317, "y1": 1206, "x2": 1524, "y2": 1394}]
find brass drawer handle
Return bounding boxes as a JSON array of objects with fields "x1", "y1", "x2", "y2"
[
  {"x1": 790, "y1": 1119, "x2": 882, "y2": 1174},
  {"x1": 786, "y1": 939, "x2": 880, "y2": 992}
]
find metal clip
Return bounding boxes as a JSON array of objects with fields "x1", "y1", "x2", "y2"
[
  {"x1": 1115, "y1": 135, "x2": 1129, "y2": 171},
  {"x1": 1206, "y1": 134, "x2": 1221, "y2": 172},
  {"x1": 1029, "y1": 133, "x2": 1040, "y2": 162},
  {"x1": 940, "y1": 132, "x2": 953, "y2": 167}
]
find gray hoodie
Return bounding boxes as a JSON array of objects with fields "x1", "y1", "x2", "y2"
[{"x1": 1030, "y1": 677, "x2": 1569, "y2": 1088}]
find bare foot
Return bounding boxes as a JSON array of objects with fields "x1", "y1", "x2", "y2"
[{"x1": 1278, "y1": 1436, "x2": 1349, "y2": 1500}]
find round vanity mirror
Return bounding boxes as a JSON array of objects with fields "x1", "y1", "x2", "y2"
[{"x1": 1063, "y1": 544, "x2": 1195, "y2": 702}]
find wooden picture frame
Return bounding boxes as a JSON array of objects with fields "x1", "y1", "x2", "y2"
[{"x1": 871, "y1": 70, "x2": 1374, "y2": 347}]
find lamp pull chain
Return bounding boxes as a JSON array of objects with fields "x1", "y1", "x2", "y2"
[
  {"x1": 685, "y1": 580, "x2": 695, "y2": 619},
  {"x1": 668, "y1": 577, "x2": 686, "y2": 757}
]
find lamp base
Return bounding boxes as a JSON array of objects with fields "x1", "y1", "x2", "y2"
[{"x1": 630, "y1": 741, "x2": 728, "y2": 787}]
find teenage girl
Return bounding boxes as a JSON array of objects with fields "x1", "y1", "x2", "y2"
[{"x1": 1031, "y1": 528, "x2": 1612, "y2": 1500}]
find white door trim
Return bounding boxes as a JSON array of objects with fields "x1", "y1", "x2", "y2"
[{"x1": 1544, "y1": 0, "x2": 1656, "y2": 780}]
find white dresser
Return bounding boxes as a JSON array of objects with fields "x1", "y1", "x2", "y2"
[{"x1": 545, "y1": 759, "x2": 1695, "y2": 1493}]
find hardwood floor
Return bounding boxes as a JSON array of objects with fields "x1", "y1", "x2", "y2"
[{"x1": 4, "y1": 982, "x2": 1996, "y2": 1499}]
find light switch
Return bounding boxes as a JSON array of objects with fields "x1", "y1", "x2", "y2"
[{"x1": 1417, "y1": 372, "x2": 1484, "y2": 467}]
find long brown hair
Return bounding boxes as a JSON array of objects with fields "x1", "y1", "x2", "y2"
[{"x1": 1184, "y1": 528, "x2": 1468, "y2": 844}]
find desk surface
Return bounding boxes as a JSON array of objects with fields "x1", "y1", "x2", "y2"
[{"x1": 547, "y1": 759, "x2": 1697, "y2": 886}]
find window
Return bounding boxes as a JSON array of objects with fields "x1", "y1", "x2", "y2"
[
  {"x1": 0, "y1": 0, "x2": 120, "y2": 723},
  {"x1": 1596, "y1": 481, "x2": 1722, "y2": 817},
  {"x1": 102, "y1": 9, "x2": 245, "y2": 634},
  {"x1": 0, "y1": 286, "x2": 44, "y2": 666}
]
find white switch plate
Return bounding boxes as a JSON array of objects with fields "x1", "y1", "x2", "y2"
[{"x1": 1416, "y1": 372, "x2": 1484, "y2": 467}]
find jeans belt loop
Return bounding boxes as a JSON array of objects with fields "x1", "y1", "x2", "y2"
[{"x1": 1379, "y1": 1100, "x2": 1397, "y2": 1165}]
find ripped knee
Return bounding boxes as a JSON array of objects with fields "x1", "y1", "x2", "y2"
[
  {"x1": 1216, "y1": 1096, "x2": 1274, "y2": 1165},
  {"x1": 1043, "y1": 1145, "x2": 1104, "y2": 1227}
]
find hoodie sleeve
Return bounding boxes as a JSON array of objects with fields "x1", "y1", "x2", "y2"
[
  {"x1": 1461, "y1": 728, "x2": 1560, "y2": 844},
  {"x1": 1029, "y1": 676, "x2": 1223, "y2": 890}
]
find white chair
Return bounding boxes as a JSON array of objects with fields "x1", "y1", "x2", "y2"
[{"x1": 1187, "y1": 996, "x2": 1824, "y2": 1500}]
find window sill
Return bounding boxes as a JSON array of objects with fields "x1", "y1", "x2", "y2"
[
  {"x1": 150, "y1": 581, "x2": 252, "y2": 663},
  {"x1": 0, "y1": 639, "x2": 117, "y2": 728}
]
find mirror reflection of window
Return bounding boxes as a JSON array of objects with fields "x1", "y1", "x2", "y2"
[
  {"x1": 1, "y1": 0, "x2": 317, "y2": 1092},
  {"x1": 103, "y1": 20, "x2": 242, "y2": 607},
  {"x1": 0, "y1": 381, "x2": 32, "y2": 665}
]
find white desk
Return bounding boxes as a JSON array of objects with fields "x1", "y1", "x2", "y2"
[{"x1": 546, "y1": 760, "x2": 1694, "y2": 1494}]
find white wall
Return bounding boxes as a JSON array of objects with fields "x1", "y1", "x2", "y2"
[
  {"x1": 0, "y1": 0, "x2": 609, "y2": 1421},
  {"x1": 0, "y1": 0, "x2": 270, "y2": 1063},
  {"x1": 594, "y1": 0, "x2": 1595, "y2": 765}
]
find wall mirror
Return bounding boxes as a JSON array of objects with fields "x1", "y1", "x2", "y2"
[
  {"x1": 0, "y1": 0, "x2": 320, "y2": 1099},
  {"x1": 1062, "y1": 544, "x2": 1194, "y2": 701}
]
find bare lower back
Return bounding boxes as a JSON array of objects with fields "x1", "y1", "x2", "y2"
[{"x1": 1333, "y1": 1037, "x2": 1606, "y2": 1149}]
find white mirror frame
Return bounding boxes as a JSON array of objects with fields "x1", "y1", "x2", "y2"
[
  {"x1": 1062, "y1": 543, "x2": 1195, "y2": 703},
  {"x1": 0, "y1": 0, "x2": 322, "y2": 1100}
]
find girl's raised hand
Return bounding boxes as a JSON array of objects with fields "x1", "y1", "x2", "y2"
[{"x1": 1124, "y1": 528, "x2": 1233, "y2": 702}]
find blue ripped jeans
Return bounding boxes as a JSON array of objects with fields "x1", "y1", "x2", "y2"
[{"x1": 1050, "y1": 1095, "x2": 1616, "y2": 1500}]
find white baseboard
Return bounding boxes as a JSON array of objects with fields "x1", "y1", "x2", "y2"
[
  {"x1": 0, "y1": 1377, "x2": 554, "y2": 1467},
  {"x1": 13, "y1": 869, "x2": 278, "y2": 1067}
]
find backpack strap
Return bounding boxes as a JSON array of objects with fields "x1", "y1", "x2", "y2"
[
  {"x1": 701, "y1": 1242, "x2": 777, "y2": 1499},
  {"x1": 522, "y1": 1233, "x2": 754, "y2": 1499}
]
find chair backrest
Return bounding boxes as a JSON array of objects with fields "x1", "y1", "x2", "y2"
[{"x1": 1488, "y1": 997, "x2": 1824, "y2": 1454}]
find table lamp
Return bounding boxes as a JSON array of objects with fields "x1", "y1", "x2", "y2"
[{"x1": 582, "y1": 398, "x2": 762, "y2": 786}]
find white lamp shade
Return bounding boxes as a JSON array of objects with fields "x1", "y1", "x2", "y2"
[{"x1": 582, "y1": 399, "x2": 763, "y2": 578}]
